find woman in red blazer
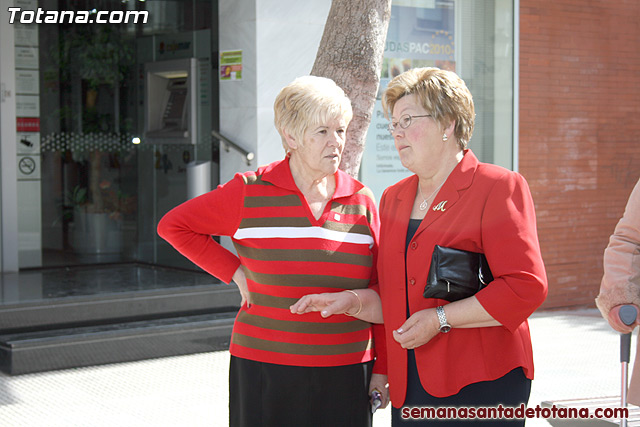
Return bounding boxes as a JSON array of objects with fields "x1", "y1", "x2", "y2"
[{"x1": 292, "y1": 67, "x2": 547, "y2": 425}]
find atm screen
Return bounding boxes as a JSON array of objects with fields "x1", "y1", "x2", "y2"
[{"x1": 163, "y1": 78, "x2": 188, "y2": 129}]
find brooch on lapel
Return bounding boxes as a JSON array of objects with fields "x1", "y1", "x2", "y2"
[{"x1": 432, "y1": 201, "x2": 447, "y2": 212}]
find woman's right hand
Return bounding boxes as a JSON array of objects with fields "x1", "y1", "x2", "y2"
[
  {"x1": 232, "y1": 266, "x2": 251, "y2": 308},
  {"x1": 608, "y1": 304, "x2": 640, "y2": 333},
  {"x1": 290, "y1": 289, "x2": 383, "y2": 323},
  {"x1": 290, "y1": 291, "x2": 357, "y2": 317}
]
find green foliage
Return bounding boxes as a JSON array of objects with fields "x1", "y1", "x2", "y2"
[
  {"x1": 77, "y1": 26, "x2": 134, "y2": 89},
  {"x1": 66, "y1": 185, "x2": 88, "y2": 208},
  {"x1": 52, "y1": 25, "x2": 134, "y2": 90}
]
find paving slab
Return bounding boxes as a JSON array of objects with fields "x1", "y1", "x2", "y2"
[{"x1": 0, "y1": 309, "x2": 633, "y2": 426}]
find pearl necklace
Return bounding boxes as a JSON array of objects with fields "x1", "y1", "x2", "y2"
[{"x1": 418, "y1": 179, "x2": 447, "y2": 211}]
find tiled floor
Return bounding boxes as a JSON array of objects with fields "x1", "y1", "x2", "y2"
[{"x1": 0, "y1": 309, "x2": 634, "y2": 426}]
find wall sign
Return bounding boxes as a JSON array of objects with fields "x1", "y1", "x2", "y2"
[
  {"x1": 361, "y1": 0, "x2": 456, "y2": 203},
  {"x1": 220, "y1": 50, "x2": 243, "y2": 81}
]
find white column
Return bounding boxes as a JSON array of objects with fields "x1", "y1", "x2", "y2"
[
  {"x1": 0, "y1": 11, "x2": 19, "y2": 272},
  {"x1": 217, "y1": 0, "x2": 331, "y2": 255},
  {"x1": 217, "y1": 0, "x2": 331, "y2": 183}
]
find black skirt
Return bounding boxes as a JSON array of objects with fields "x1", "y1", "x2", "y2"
[
  {"x1": 229, "y1": 356, "x2": 373, "y2": 427},
  {"x1": 391, "y1": 350, "x2": 531, "y2": 426}
]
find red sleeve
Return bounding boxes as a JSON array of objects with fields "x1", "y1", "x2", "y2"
[
  {"x1": 475, "y1": 172, "x2": 548, "y2": 332},
  {"x1": 366, "y1": 190, "x2": 381, "y2": 294},
  {"x1": 372, "y1": 323, "x2": 387, "y2": 375},
  {"x1": 364, "y1": 194, "x2": 387, "y2": 375},
  {"x1": 371, "y1": 189, "x2": 387, "y2": 375},
  {"x1": 157, "y1": 173, "x2": 246, "y2": 284}
]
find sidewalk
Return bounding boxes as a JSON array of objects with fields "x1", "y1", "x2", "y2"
[{"x1": 0, "y1": 309, "x2": 632, "y2": 426}]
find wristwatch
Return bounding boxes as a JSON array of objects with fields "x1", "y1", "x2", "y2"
[{"x1": 436, "y1": 306, "x2": 451, "y2": 333}]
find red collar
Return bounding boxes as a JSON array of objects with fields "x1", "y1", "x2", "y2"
[{"x1": 260, "y1": 156, "x2": 365, "y2": 199}]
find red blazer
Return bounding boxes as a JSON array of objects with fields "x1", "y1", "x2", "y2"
[{"x1": 377, "y1": 150, "x2": 548, "y2": 405}]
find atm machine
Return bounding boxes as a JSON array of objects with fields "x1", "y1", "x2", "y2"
[
  {"x1": 145, "y1": 58, "x2": 197, "y2": 145},
  {"x1": 136, "y1": 30, "x2": 216, "y2": 268}
]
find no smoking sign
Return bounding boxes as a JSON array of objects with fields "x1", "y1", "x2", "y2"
[{"x1": 17, "y1": 155, "x2": 40, "y2": 180}]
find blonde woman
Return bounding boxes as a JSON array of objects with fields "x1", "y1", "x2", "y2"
[{"x1": 158, "y1": 76, "x2": 384, "y2": 427}]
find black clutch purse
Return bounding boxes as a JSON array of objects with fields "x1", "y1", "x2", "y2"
[{"x1": 423, "y1": 245, "x2": 494, "y2": 302}]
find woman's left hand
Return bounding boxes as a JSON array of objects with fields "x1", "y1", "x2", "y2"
[
  {"x1": 392, "y1": 308, "x2": 440, "y2": 349},
  {"x1": 369, "y1": 373, "x2": 390, "y2": 410}
]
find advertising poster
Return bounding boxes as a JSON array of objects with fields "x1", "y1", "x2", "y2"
[
  {"x1": 220, "y1": 50, "x2": 243, "y2": 81},
  {"x1": 361, "y1": 0, "x2": 455, "y2": 203}
]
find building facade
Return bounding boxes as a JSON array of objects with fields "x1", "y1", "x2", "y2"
[
  {"x1": 0, "y1": 0, "x2": 637, "y2": 373},
  {"x1": 519, "y1": 0, "x2": 640, "y2": 309}
]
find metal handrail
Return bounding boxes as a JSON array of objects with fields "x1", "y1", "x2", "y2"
[{"x1": 211, "y1": 130, "x2": 255, "y2": 166}]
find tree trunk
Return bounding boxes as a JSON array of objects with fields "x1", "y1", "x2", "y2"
[{"x1": 311, "y1": 0, "x2": 392, "y2": 178}]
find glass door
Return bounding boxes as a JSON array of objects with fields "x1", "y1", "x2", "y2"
[{"x1": 27, "y1": 0, "x2": 216, "y2": 271}]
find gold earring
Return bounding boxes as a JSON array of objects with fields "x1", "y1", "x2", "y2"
[{"x1": 442, "y1": 133, "x2": 448, "y2": 142}]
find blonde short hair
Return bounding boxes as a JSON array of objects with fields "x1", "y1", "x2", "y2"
[
  {"x1": 274, "y1": 76, "x2": 353, "y2": 152},
  {"x1": 382, "y1": 67, "x2": 475, "y2": 149}
]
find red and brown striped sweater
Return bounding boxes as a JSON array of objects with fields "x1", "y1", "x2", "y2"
[{"x1": 157, "y1": 157, "x2": 381, "y2": 367}]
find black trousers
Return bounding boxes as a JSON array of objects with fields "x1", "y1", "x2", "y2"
[
  {"x1": 229, "y1": 356, "x2": 373, "y2": 427},
  {"x1": 392, "y1": 350, "x2": 531, "y2": 426}
]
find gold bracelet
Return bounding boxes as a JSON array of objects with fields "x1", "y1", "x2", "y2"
[{"x1": 344, "y1": 290, "x2": 362, "y2": 316}]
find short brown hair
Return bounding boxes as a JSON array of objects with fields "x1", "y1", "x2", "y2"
[{"x1": 382, "y1": 67, "x2": 475, "y2": 149}]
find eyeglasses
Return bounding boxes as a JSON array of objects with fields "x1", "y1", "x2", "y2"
[{"x1": 387, "y1": 114, "x2": 432, "y2": 134}]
